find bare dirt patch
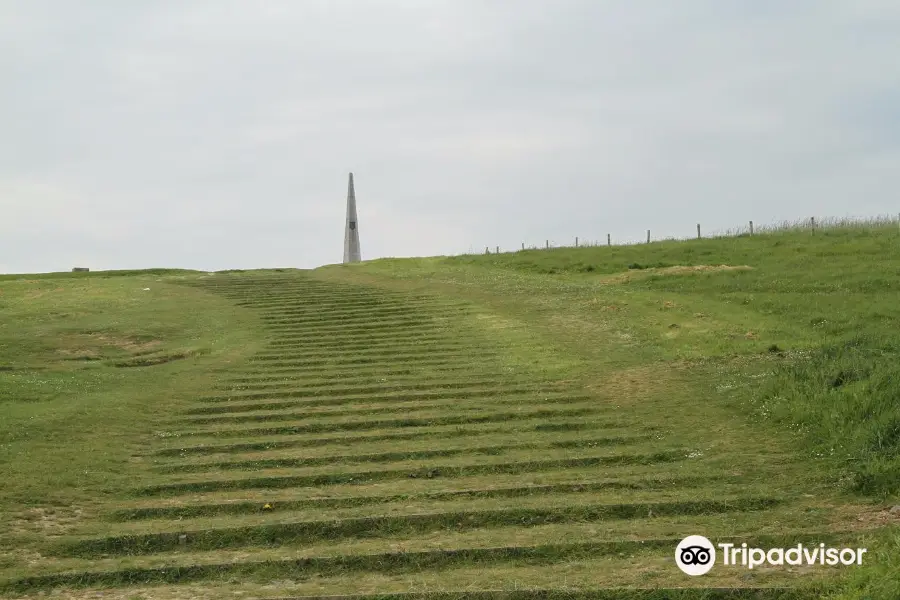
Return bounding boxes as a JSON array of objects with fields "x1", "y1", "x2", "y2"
[
  {"x1": 599, "y1": 264, "x2": 753, "y2": 285},
  {"x1": 583, "y1": 364, "x2": 683, "y2": 406},
  {"x1": 54, "y1": 334, "x2": 163, "y2": 362},
  {"x1": 113, "y1": 348, "x2": 207, "y2": 368},
  {"x1": 658, "y1": 265, "x2": 753, "y2": 275},
  {"x1": 4, "y1": 585, "x2": 234, "y2": 600},
  {"x1": 89, "y1": 334, "x2": 162, "y2": 354},
  {"x1": 9, "y1": 506, "x2": 87, "y2": 538},
  {"x1": 847, "y1": 505, "x2": 900, "y2": 531}
]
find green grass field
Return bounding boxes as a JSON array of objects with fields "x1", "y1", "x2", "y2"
[{"x1": 1, "y1": 223, "x2": 898, "y2": 599}]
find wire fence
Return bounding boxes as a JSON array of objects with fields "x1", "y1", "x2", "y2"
[{"x1": 470, "y1": 214, "x2": 900, "y2": 255}]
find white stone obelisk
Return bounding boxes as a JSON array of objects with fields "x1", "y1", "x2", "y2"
[{"x1": 343, "y1": 172, "x2": 361, "y2": 263}]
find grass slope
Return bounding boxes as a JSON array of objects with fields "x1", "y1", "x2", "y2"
[{"x1": 0, "y1": 224, "x2": 898, "y2": 598}]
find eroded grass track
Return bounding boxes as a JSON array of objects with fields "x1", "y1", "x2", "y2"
[{"x1": 1, "y1": 272, "x2": 864, "y2": 598}]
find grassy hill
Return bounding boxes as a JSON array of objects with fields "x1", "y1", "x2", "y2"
[{"x1": 0, "y1": 224, "x2": 898, "y2": 598}]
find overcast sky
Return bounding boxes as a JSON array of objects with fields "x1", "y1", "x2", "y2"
[{"x1": 2, "y1": 1, "x2": 899, "y2": 273}]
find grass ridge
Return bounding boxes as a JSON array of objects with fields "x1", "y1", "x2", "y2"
[
  {"x1": 135, "y1": 451, "x2": 687, "y2": 496},
  {"x1": 55, "y1": 498, "x2": 783, "y2": 557}
]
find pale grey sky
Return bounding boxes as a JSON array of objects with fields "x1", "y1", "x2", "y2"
[{"x1": 2, "y1": 1, "x2": 899, "y2": 273}]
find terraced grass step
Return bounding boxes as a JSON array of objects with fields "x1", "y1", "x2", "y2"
[
  {"x1": 258, "y1": 332, "x2": 454, "y2": 344},
  {"x1": 255, "y1": 340, "x2": 480, "y2": 354},
  {"x1": 153, "y1": 420, "x2": 645, "y2": 457},
  {"x1": 7, "y1": 534, "x2": 845, "y2": 595},
  {"x1": 179, "y1": 395, "x2": 596, "y2": 423},
  {"x1": 221, "y1": 286, "x2": 438, "y2": 296},
  {"x1": 237, "y1": 296, "x2": 410, "y2": 306},
  {"x1": 251, "y1": 590, "x2": 820, "y2": 600},
  {"x1": 226, "y1": 364, "x2": 478, "y2": 380},
  {"x1": 152, "y1": 435, "x2": 651, "y2": 474},
  {"x1": 220, "y1": 373, "x2": 447, "y2": 385},
  {"x1": 236, "y1": 356, "x2": 489, "y2": 373},
  {"x1": 260, "y1": 314, "x2": 442, "y2": 329},
  {"x1": 231, "y1": 288, "x2": 449, "y2": 297},
  {"x1": 247, "y1": 348, "x2": 500, "y2": 371},
  {"x1": 231, "y1": 299, "x2": 398, "y2": 309},
  {"x1": 111, "y1": 474, "x2": 741, "y2": 521},
  {"x1": 95, "y1": 494, "x2": 795, "y2": 550},
  {"x1": 256, "y1": 325, "x2": 470, "y2": 339},
  {"x1": 196, "y1": 383, "x2": 575, "y2": 404},
  {"x1": 219, "y1": 284, "x2": 371, "y2": 293},
  {"x1": 246, "y1": 349, "x2": 492, "y2": 364},
  {"x1": 146, "y1": 444, "x2": 686, "y2": 489},
  {"x1": 210, "y1": 377, "x2": 531, "y2": 394},
  {"x1": 251, "y1": 345, "x2": 473, "y2": 359},
  {"x1": 154, "y1": 428, "x2": 654, "y2": 461},
  {"x1": 257, "y1": 316, "x2": 462, "y2": 330},
  {"x1": 249, "y1": 344, "x2": 479, "y2": 361},
  {"x1": 257, "y1": 311, "x2": 469, "y2": 325},
  {"x1": 258, "y1": 304, "x2": 471, "y2": 321},
  {"x1": 176, "y1": 404, "x2": 612, "y2": 434},
  {"x1": 260, "y1": 325, "x2": 460, "y2": 339},
  {"x1": 232, "y1": 295, "x2": 443, "y2": 309},
  {"x1": 262, "y1": 333, "x2": 462, "y2": 348},
  {"x1": 257, "y1": 333, "x2": 468, "y2": 346},
  {"x1": 233, "y1": 357, "x2": 503, "y2": 373},
  {"x1": 221, "y1": 293, "x2": 399, "y2": 303},
  {"x1": 135, "y1": 450, "x2": 687, "y2": 496},
  {"x1": 259, "y1": 333, "x2": 475, "y2": 345},
  {"x1": 258, "y1": 310, "x2": 472, "y2": 326},
  {"x1": 186, "y1": 390, "x2": 588, "y2": 414},
  {"x1": 216, "y1": 284, "x2": 395, "y2": 294},
  {"x1": 34, "y1": 501, "x2": 843, "y2": 568},
  {"x1": 219, "y1": 286, "x2": 392, "y2": 296},
  {"x1": 185, "y1": 285, "x2": 324, "y2": 295},
  {"x1": 52, "y1": 497, "x2": 783, "y2": 558},
  {"x1": 176, "y1": 396, "x2": 601, "y2": 428},
  {"x1": 126, "y1": 459, "x2": 732, "y2": 512},
  {"x1": 168, "y1": 406, "x2": 612, "y2": 438}
]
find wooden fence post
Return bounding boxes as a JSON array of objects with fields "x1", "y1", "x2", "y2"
[
  {"x1": 697, "y1": 224, "x2": 701, "y2": 239},
  {"x1": 749, "y1": 220, "x2": 754, "y2": 236},
  {"x1": 496, "y1": 246, "x2": 500, "y2": 254},
  {"x1": 546, "y1": 239, "x2": 549, "y2": 249},
  {"x1": 607, "y1": 233, "x2": 611, "y2": 246},
  {"x1": 575, "y1": 236, "x2": 579, "y2": 247},
  {"x1": 646, "y1": 230, "x2": 650, "y2": 243},
  {"x1": 811, "y1": 217, "x2": 816, "y2": 234}
]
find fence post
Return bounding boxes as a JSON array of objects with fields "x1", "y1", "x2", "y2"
[
  {"x1": 546, "y1": 239, "x2": 549, "y2": 249},
  {"x1": 607, "y1": 233, "x2": 611, "y2": 246},
  {"x1": 646, "y1": 230, "x2": 650, "y2": 243},
  {"x1": 575, "y1": 236, "x2": 579, "y2": 247},
  {"x1": 496, "y1": 245, "x2": 500, "y2": 254},
  {"x1": 811, "y1": 217, "x2": 816, "y2": 234},
  {"x1": 697, "y1": 223, "x2": 701, "y2": 239},
  {"x1": 749, "y1": 220, "x2": 754, "y2": 236}
]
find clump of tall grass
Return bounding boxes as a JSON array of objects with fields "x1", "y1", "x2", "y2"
[
  {"x1": 460, "y1": 214, "x2": 900, "y2": 256},
  {"x1": 704, "y1": 214, "x2": 898, "y2": 238},
  {"x1": 753, "y1": 333, "x2": 900, "y2": 497}
]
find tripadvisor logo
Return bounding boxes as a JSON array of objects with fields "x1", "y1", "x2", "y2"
[
  {"x1": 675, "y1": 535, "x2": 867, "y2": 576},
  {"x1": 676, "y1": 535, "x2": 716, "y2": 576}
]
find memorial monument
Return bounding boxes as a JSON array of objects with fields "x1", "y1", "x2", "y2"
[{"x1": 343, "y1": 172, "x2": 362, "y2": 263}]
